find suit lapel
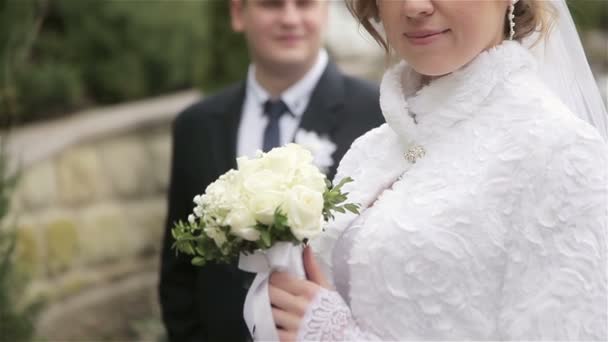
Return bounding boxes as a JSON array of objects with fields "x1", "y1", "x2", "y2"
[
  {"x1": 296, "y1": 62, "x2": 344, "y2": 140},
  {"x1": 208, "y1": 83, "x2": 245, "y2": 173}
]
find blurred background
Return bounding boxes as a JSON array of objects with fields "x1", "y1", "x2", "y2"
[{"x1": 0, "y1": 1, "x2": 606, "y2": 341}]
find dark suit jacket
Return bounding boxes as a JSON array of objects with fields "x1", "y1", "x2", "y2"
[{"x1": 159, "y1": 61, "x2": 384, "y2": 342}]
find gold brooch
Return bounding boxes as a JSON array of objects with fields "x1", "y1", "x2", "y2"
[{"x1": 404, "y1": 145, "x2": 426, "y2": 164}]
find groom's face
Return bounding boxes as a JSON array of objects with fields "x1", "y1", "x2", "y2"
[
  {"x1": 231, "y1": 0, "x2": 328, "y2": 71},
  {"x1": 378, "y1": 0, "x2": 509, "y2": 77}
]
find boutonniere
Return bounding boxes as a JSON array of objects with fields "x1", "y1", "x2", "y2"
[{"x1": 294, "y1": 129, "x2": 337, "y2": 174}]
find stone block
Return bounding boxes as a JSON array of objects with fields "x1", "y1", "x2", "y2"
[
  {"x1": 98, "y1": 136, "x2": 156, "y2": 198},
  {"x1": 124, "y1": 197, "x2": 167, "y2": 254},
  {"x1": 15, "y1": 223, "x2": 46, "y2": 279},
  {"x1": 17, "y1": 160, "x2": 57, "y2": 210},
  {"x1": 56, "y1": 147, "x2": 105, "y2": 205},
  {"x1": 45, "y1": 218, "x2": 79, "y2": 275},
  {"x1": 145, "y1": 132, "x2": 171, "y2": 192},
  {"x1": 78, "y1": 203, "x2": 143, "y2": 265}
]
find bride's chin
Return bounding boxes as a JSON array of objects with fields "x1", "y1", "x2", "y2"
[
  {"x1": 406, "y1": 51, "x2": 471, "y2": 78},
  {"x1": 409, "y1": 62, "x2": 458, "y2": 78}
]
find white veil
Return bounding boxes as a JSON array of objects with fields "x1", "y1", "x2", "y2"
[{"x1": 523, "y1": 0, "x2": 608, "y2": 141}]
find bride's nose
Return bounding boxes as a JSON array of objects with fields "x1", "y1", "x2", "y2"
[{"x1": 401, "y1": 0, "x2": 435, "y2": 20}]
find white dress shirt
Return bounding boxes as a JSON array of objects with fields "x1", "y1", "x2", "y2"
[{"x1": 237, "y1": 50, "x2": 329, "y2": 158}]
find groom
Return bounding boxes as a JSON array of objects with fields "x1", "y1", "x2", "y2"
[{"x1": 159, "y1": 0, "x2": 383, "y2": 341}]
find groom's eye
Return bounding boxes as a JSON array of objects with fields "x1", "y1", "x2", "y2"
[
  {"x1": 258, "y1": 0, "x2": 283, "y2": 9},
  {"x1": 296, "y1": 0, "x2": 314, "y2": 9}
]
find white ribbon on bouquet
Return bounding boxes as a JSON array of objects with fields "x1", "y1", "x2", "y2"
[{"x1": 238, "y1": 242, "x2": 306, "y2": 341}]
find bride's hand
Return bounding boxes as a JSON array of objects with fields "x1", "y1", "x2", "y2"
[{"x1": 269, "y1": 246, "x2": 331, "y2": 342}]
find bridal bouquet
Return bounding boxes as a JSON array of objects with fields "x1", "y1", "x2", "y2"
[
  {"x1": 170, "y1": 143, "x2": 358, "y2": 341},
  {"x1": 171, "y1": 143, "x2": 357, "y2": 265}
]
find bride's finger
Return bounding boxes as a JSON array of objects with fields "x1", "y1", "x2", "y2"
[
  {"x1": 270, "y1": 271, "x2": 314, "y2": 296},
  {"x1": 272, "y1": 307, "x2": 301, "y2": 331},
  {"x1": 269, "y1": 284, "x2": 308, "y2": 316},
  {"x1": 278, "y1": 329, "x2": 296, "y2": 342},
  {"x1": 303, "y1": 246, "x2": 331, "y2": 289}
]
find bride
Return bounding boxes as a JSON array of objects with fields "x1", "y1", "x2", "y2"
[{"x1": 268, "y1": 0, "x2": 608, "y2": 340}]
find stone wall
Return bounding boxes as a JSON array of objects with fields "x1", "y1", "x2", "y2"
[
  {"x1": 6, "y1": 91, "x2": 200, "y2": 341},
  {"x1": 14, "y1": 125, "x2": 169, "y2": 297}
]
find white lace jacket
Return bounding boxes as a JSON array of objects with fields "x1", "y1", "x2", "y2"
[{"x1": 300, "y1": 41, "x2": 608, "y2": 341}]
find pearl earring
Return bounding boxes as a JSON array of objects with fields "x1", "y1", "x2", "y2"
[{"x1": 509, "y1": 0, "x2": 520, "y2": 40}]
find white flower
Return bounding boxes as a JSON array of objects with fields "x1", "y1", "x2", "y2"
[
  {"x1": 225, "y1": 206, "x2": 259, "y2": 241},
  {"x1": 239, "y1": 144, "x2": 311, "y2": 183},
  {"x1": 282, "y1": 185, "x2": 324, "y2": 241},
  {"x1": 188, "y1": 214, "x2": 195, "y2": 224},
  {"x1": 241, "y1": 170, "x2": 286, "y2": 224},
  {"x1": 294, "y1": 130, "x2": 337, "y2": 174},
  {"x1": 204, "y1": 226, "x2": 227, "y2": 248},
  {"x1": 230, "y1": 226, "x2": 261, "y2": 241},
  {"x1": 293, "y1": 163, "x2": 327, "y2": 194},
  {"x1": 201, "y1": 169, "x2": 245, "y2": 224}
]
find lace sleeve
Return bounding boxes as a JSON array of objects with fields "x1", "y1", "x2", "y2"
[{"x1": 296, "y1": 288, "x2": 382, "y2": 341}]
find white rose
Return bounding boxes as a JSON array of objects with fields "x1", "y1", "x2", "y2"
[
  {"x1": 293, "y1": 164, "x2": 327, "y2": 193},
  {"x1": 204, "y1": 226, "x2": 227, "y2": 248},
  {"x1": 283, "y1": 185, "x2": 324, "y2": 241},
  {"x1": 237, "y1": 156, "x2": 264, "y2": 176},
  {"x1": 242, "y1": 170, "x2": 286, "y2": 225},
  {"x1": 248, "y1": 190, "x2": 285, "y2": 225},
  {"x1": 262, "y1": 144, "x2": 313, "y2": 179},
  {"x1": 226, "y1": 207, "x2": 260, "y2": 241},
  {"x1": 231, "y1": 226, "x2": 261, "y2": 241}
]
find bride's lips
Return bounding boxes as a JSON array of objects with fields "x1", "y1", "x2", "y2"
[{"x1": 404, "y1": 29, "x2": 450, "y2": 45}]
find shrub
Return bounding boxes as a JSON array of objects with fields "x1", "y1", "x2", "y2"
[{"x1": 0, "y1": 142, "x2": 42, "y2": 342}]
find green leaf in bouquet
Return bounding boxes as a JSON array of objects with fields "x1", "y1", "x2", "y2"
[
  {"x1": 195, "y1": 245, "x2": 206, "y2": 255},
  {"x1": 323, "y1": 176, "x2": 360, "y2": 221},
  {"x1": 175, "y1": 240, "x2": 196, "y2": 255},
  {"x1": 192, "y1": 257, "x2": 206, "y2": 266},
  {"x1": 272, "y1": 210, "x2": 289, "y2": 232},
  {"x1": 344, "y1": 203, "x2": 360, "y2": 214},
  {"x1": 335, "y1": 194, "x2": 347, "y2": 202},
  {"x1": 260, "y1": 230, "x2": 271, "y2": 248},
  {"x1": 333, "y1": 177, "x2": 354, "y2": 191}
]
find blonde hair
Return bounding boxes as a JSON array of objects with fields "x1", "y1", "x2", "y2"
[{"x1": 346, "y1": 0, "x2": 556, "y2": 53}]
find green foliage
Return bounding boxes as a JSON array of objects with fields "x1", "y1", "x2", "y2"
[
  {"x1": 197, "y1": 0, "x2": 249, "y2": 93},
  {"x1": 1, "y1": 0, "x2": 212, "y2": 126},
  {"x1": 0, "y1": 0, "x2": 39, "y2": 126},
  {"x1": 323, "y1": 177, "x2": 360, "y2": 221},
  {"x1": 568, "y1": 0, "x2": 608, "y2": 31},
  {"x1": 171, "y1": 209, "x2": 301, "y2": 267},
  {"x1": 0, "y1": 142, "x2": 41, "y2": 341}
]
